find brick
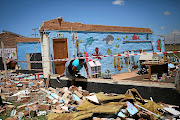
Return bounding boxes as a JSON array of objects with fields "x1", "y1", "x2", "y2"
[
  {"x1": 17, "y1": 104, "x2": 27, "y2": 110},
  {"x1": 5, "y1": 117, "x2": 18, "y2": 120},
  {"x1": 48, "y1": 87, "x2": 56, "y2": 93},
  {"x1": 0, "y1": 109, "x2": 5, "y2": 114},
  {"x1": 26, "y1": 105, "x2": 38, "y2": 111},
  {"x1": 19, "y1": 99, "x2": 29, "y2": 103},
  {"x1": 74, "y1": 90, "x2": 83, "y2": 98},
  {"x1": 58, "y1": 92, "x2": 63, "y2": 97},
  {"x1": 2, "y1": 88, "x2": 9, "y2": 92},
  {"x1": 69, "y1": 85, "x2": 78, "y2": 92},
  {"x1": 51, "y1": 105, "x2": 56, "y2": 110},
  {"x1": 62, "y1": 92, "x2": 70, "y2": 99},
  {"x1": 19, "y1": 110, "x2": 29, "y2": 116},
  {"x1": 82, "y1": 90, "x2": 89, "y2": 96},
  {"x1": 27, "y1": 101, "x2": 38, "y2": 107},
  {"x1": 56, "y1": 105, "x2": 62, "y2": 110},
  {"x1": 5, "y1": 105, "x2": 15, "y2": 110},
  {"x1": 51, "y1": 109, "x2": 66, "y2": 114},
  {"x1": 9, "y1": 87, "x2": 17, "y2": 92},
  {"x1": 5, "y1": 96, "x2": 18, "y2": 101},
  {"x1": 39, "y1": 104, "x2": 51, "y2": 111}
]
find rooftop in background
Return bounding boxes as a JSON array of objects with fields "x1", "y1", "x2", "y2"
[
  {"x1": 165, "y1": 31, "x2": 180, "y2": 45},
  {"x1": 0, "y1": 30, "x2": 39, "y2": 48},
  {"x1": 40, "y1": 17, "x2": 153, "y2": 33}
]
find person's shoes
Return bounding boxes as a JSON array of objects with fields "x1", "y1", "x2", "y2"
[{"x1": 57, "y1": 75, "x2": 62, "y2": 80}]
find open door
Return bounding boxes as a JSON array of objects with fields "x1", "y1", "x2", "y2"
[{"x1": 53, "y1": 39, "x2": 68, "y2": 74}]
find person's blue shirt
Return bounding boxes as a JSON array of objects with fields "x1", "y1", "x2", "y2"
[{"x1": 72, "y1": 59, "x2": 85, "y2": 71}]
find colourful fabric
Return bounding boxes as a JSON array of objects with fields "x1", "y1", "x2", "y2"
[{"x1": 72, "y1": 59, "x2": 85, "y2": 71}]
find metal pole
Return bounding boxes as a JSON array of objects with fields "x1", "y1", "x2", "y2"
[{"x1": 1, "y1": 38, "x2": 8, "y2": 80}]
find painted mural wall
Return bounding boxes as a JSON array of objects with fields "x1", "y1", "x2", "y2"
[
  {"x1": 17, "y1": 42, "x2": 41, "y2": 69},
  {"x1": 45, "y1": 30, "x2": 164, "y2": 76}
]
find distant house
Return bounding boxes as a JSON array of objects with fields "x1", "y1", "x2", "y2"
[
  {"x1": 39, "y1": 17, "x2": 164, "y2": 78},
  {"x1": 16, "y1": 37, "x2": 41, "y2": 70},
  {"x1": 164, "y1": 32, "x2": 180, "y2": 58},
  {"x1": 0, "y1": 30, "x2": 41, "y2": 70}
]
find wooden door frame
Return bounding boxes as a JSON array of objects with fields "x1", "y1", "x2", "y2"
[{"x1": 52, "y1": 38, "x2": 68, "y2": 74}]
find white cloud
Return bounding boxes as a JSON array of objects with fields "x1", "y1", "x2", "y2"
[
  {"x1": 112, "y1": 0, "x2": 125, "y2": 5},
  {"x1": 161, "y1": 26, "x2": 165, "y2": 30},
  {"x1": 164, "y1": 11, "x2": 170, "y2": 15}
]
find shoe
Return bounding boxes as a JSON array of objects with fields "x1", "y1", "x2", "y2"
[{"x1": 57, "y1": 75, "x2": 61, "y2": 80}]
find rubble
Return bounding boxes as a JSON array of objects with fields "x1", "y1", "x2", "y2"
[{"x1": 0, "y1": 72, "x2": 180, "y2": 120}]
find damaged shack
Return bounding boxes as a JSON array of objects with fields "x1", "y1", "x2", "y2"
[{"x1": 39, "y1": 17, "x2": 165, "y2": 78}]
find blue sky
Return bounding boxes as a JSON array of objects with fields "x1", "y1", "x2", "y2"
[{"x1": 0, "y1": 0, "x2": 180, "y2": 37}]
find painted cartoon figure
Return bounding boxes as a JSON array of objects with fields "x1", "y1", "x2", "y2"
[
  {"x1": 132, "y1": 34, "x2": 140, "y2": 40},
  {"x1": 84, "y1": 37, "x2": 97, "y2": 48},
  {"x1": 103, "y1": 35, "x2": 114, "y2": 44},
  {"x1": 156, "y1": 39, "x2": 162, "y2": 52},
  {"x1": 92, "y1": 47, "x2": 102, "y2": 60}
]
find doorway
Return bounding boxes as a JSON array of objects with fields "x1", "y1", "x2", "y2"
[{"x1": 53, "y1": 39, "x2": 68, "y2": 74}]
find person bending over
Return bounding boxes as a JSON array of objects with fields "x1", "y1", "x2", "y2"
[{"x1": 57, "y1": 58, "x2": 90, "y2": 85}]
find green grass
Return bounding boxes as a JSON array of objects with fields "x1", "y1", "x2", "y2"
[{"x1": 0, "y1": 110, "x2": 11, "y2": 120}]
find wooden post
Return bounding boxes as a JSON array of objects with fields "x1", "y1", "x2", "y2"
[
  {"x1": 148, "y1": 65, "x2": 151, "y2": 80},
  {"x1": 45, "y1": 74, "x2": 51, "y2": 89},
  {"x1": 26, "y1": 54, "x2": 31, "y2": 70},
  {"x1": 1, "y1": 38, "x2": 8, "y2": 80}
]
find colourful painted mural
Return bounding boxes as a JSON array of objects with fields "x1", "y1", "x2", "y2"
[
  {"x1": 107, "y1": 48, "x2": 112, "y2": 55},
  {"x1": 47, "y1": 30, "x2": 164, "y2": 76},
  {"x1": 146, "y1": 34, "x2": 149, "y2": 40},
  {"x1": 102, "y1": 35, "x2": 114, "y2": 45},
  {"x1": 156, "y1": 39, "x2": 162, "y2": 52},
  {"x1": 84, "y1": 37, "x2": 97, "y2": 48},
  {"x1": 92, "y1": 47, "x2": 102, "y2": 60},
  {"x1": 75, "y1": 40, "x2": 79, "y2": 56},
  {"x1": 132, "y1": 34, "x2": 140, "y2": 40},
  {"x1": 115, "y1": 44, "x2": 119, "y2": 48}
]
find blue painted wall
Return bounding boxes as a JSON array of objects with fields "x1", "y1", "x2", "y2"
[
  {"x1": 17, "y1": 42, "x2": 41, "y2": 69},
  {"x1": 46, "y1": 30, "x2": 164, "y2": 76}
]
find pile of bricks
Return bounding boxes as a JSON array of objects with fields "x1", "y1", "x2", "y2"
[{"x1": 1, "y1": 73, "x2": 180, "y2": 120}]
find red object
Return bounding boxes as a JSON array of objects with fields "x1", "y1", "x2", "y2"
[
  {"x1": 173, "y1": 51, "x2": 178, "y2": 53},
  {"x1": 85, "y1": 52, "x2": 88, "y2": 61},
  {"x1": 92, "y1": 47, "x2": 102, "y2": 60},
  {"x1": 132, "y1": 34, "x2": 140, "y2": 40},
  {"x1": 156, "y1": 39, "x2": 161, "y2": 52},
  {"x1": 34, "y1": 72, "x2": 43, "y2": 81}
]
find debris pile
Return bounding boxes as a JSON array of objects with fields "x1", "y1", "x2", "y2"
[{"x1": 0, "y1": 74, "x2": 180, "y2": 120}]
